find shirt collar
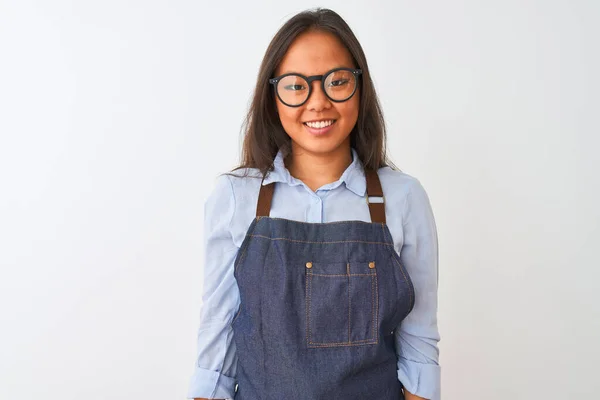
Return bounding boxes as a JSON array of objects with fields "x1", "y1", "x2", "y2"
[{"x1": 262, "y1": 147, "x2": 366, "y2": 197}]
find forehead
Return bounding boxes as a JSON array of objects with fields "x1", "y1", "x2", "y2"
[{"x1": 276, "y1": 30, "x2": 355, "y2": 76}]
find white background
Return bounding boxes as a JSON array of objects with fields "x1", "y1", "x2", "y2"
[{"x1": 1, "y1": 1, "x2": 598, "y2": 399}]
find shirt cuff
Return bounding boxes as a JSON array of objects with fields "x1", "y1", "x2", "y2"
[
  {"x1": 187, "y1": 367, "x2": 236, "y2": 399},
  {"x1": 397, "y1": 357, "x2": 441, "y2": 400}
]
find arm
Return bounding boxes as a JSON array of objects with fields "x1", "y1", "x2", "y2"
[
  {"x1": 187, "y1": 175, "x2": 240, "y2": 400},
  {"x1": 395, "y1": 178, "x2": 441, "y2": 400},
  {"x1": 405, "y1": 392, "x2": 428, "y2": 400}
]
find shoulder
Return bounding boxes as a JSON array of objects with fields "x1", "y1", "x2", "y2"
[
  {"x1": 220, "y1": 167, "x2": 264, "y2": 203},
  {"x1": 209, "y1": 168, "x2": 265, "y2": 246},
  {"x1": 377, "y1": 166, "x2": 430, "y2": 206},
  {"x1": 204, "y1": 167, "x2": 264, "y2": 211},
  {"x1": 376, "y1": 167, "x2": 436, "y2": 250}
]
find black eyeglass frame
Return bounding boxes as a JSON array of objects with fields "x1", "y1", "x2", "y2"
[{"x1": 269, "y1": 67, "x2": 362, "y2": 107}]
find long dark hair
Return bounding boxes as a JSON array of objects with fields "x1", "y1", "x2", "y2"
[{"x1": 235, "y1": 8, "x2": 395, "y2": 175}]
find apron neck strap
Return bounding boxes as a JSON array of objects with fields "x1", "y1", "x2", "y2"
[
  {"x1": 256, "y1": 168, "x2": 386, "y2": 224},
  {"x1": 256, "y1": 174, "x2": 275, "y2": 218},
  {"x1": 364, "y1": 168, "x2": 386, "y2": 224}
]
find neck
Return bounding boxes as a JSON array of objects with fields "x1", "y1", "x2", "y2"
[{"x1": 284, "y1": 142, "x2": 353, "y2": 192}]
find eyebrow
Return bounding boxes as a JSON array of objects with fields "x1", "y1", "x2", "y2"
[{"x1": 276, "y1": 65, "x2": 355, "y2": 76}]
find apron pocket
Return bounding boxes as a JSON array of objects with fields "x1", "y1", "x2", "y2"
[{"x1": 305, "y1": 261, "x2": 378, "y2": 348}]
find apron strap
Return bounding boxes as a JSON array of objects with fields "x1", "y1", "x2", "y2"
[
  {"x1": 365, "y1": 168, "x2": 386, "y2": 224},
  {"x1": 256, "y1": 175, "x2": 275, "y2": 218},
  {"x1": 256, "y1": 168, "x2": 386, "y2": 224}
]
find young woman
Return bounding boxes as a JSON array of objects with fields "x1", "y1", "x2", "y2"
[{"x1": 188, "y1": 8, "x2": 440, "y2": 400}]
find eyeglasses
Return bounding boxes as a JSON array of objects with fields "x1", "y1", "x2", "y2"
[{"x1": 269, "y1": 67, "x2": 362, "y2": 107}]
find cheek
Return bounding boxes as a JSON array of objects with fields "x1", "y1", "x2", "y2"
[
  {"x1": 276, "y1": 102, "x2": 303, "y2": 128},
  {"x1": 338, "y1": 98, "x2": 360, "y2": 125}
]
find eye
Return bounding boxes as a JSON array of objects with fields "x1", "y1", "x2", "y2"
[
  {"x1": 283, "y1": 84, "x2": 306, "y2": 91},
  {"x1": 329, "y1": 79, "x2": 350, "y2": 87}
]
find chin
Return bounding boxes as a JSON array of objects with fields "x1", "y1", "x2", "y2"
[{"x1": 291, "y1": 136, "x2": 351, "y2": 155}]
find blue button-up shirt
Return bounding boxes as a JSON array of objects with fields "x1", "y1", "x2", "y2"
[{"x1": 187, "y1": 148, "x2": 440, "y2": 400}]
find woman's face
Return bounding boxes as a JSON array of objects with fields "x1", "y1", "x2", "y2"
[{"x1": 274, "y1": 30, "x2": 360, "y2": 157}]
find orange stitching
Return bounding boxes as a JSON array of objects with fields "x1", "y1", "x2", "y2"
[
  {"x1": 381, "y1": 224, "x2": 397, "y2": 247},
  {"x1": 310, "y1": 337, "x2": 376, "y2": 344},
  {"x1": 247, "y1": 234, "x2": 393, "y2": 246},
  {"x1": 347, "y1": 263, "x2": 351, "y2": 343},
  {"x1": 371, "y1": 273, "x2": 375, "y2": 340},
  {"x1": 309, "y1": 338, "x2": 377, "y2": 345},
  {"x1": 391, "y1": 254, "x2": 414, "y2": 312},
  {"x1": 305, "y1": 267, "x2": 309, "y2": 345},
  {"x1": 306, "y1": 261, "x2": 381, "y2": 348},
  {"x1": 233, "y1": 242, "x2": 250, "y2": 273},
  {"x1": 309, "y1": 269, "x2": 313, "y2": 343},
  {"x1": 309, "y1": 273, "x2": 375, "y2": 277},
  {"x1": 373, "y1": 271, "x2": 379, "y2": 343},
  {"x1": 308, "y1": 339, "x2": 377, "y2": 348},
  {"x1": 234, "y1": 220, "x2": 260, "y2": 273},
  {"x1": 257, "y1": 216, "x2": 385, "y2": 226}
]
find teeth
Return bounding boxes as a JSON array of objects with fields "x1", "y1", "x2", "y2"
[{"x1": 305, "y1": 120, "x2": 334, "y2": 129}]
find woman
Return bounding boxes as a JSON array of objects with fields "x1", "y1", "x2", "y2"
[{"x1": 188, "y1": 8, "x2": 440, "y2": 400}]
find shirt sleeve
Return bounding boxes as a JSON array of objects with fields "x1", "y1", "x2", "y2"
[
  {"x1": 395, "y1": 178, "x2": 441, "y2": 400},
  {"x1": 187, "y1": 174, "x2": 240, "y2": 399}
]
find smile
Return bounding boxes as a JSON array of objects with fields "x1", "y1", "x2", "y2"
[{"x1": 303, "y1": 119, "x2": 336, "y2": 129}]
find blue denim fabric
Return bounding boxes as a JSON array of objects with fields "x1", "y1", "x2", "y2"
[
  {"x1": 231, "y1": 216, "x2": 414, "y2": 399},
  {"x1": 187, "y1": 147, "x2": 441, "y2": 400}
]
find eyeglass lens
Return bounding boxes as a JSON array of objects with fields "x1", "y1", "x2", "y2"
[{"x1": 276, "y1": 69, "x2": 357, "y2": 106}]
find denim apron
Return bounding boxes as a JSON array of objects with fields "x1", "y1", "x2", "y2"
[{"x1": 231, "y1": 169, "x2": 415, "y2": 400}]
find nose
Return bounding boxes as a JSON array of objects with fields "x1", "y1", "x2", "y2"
[{"x1": 305, "y1": 79, "x2": 332, "y2": 112}]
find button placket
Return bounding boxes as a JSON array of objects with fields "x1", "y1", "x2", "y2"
[{"x1": 308, "y1": 196, "x2": 322, "y2": 223}]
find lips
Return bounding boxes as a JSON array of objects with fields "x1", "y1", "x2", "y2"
[
  {"x1": 303, "y1": 119, "x2": 337, "y2": 136},
  {"x1": 303, "y1": 119, "x2": 336, "y2": 128}
]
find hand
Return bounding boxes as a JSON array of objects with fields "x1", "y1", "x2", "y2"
[{"x1": 404, "y1": 390, "x2": 428, "y2": 400}]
